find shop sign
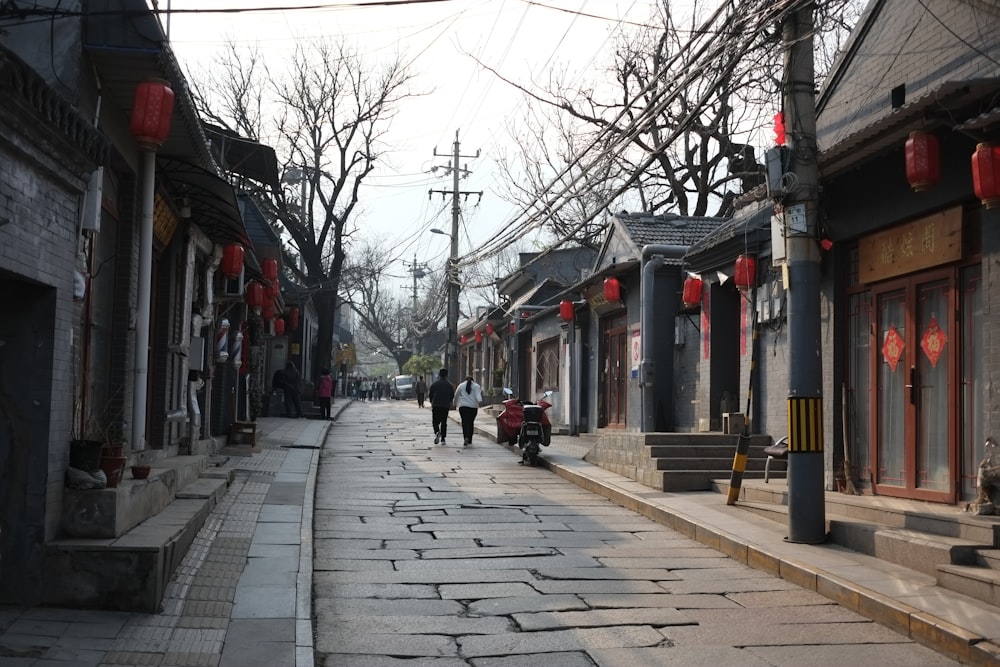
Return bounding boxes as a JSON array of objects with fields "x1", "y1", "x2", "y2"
[{"x1": 858, "y1": 206, "x2": 962, "y2": 284}]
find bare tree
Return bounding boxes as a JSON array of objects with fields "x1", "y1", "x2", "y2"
[
  {"x1": 190, "y1": 38, "x2": 416, "y2": 380},
  {"x1": 342, "y1": 239, "x2": 448, "y2": 372},
  {"x1": 488, "y1": 0, "x2": 866, "y2": 243}
]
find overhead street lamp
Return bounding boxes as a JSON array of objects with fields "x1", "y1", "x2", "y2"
[{"x1": 430, "y1": 227, "x2": 459, "y2": 379}]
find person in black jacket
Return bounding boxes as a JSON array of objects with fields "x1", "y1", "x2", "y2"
[{"x1": 427, "y1": 368, "x2": 455, "y2": 445}]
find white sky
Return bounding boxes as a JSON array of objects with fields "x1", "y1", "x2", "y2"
[{"x1": 164, "y1": 0, "x2": 665, "y2": 290}]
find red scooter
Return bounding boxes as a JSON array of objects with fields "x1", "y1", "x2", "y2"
[{"x1": 497, "y1": 388, "x2": 553, "y2": 466}]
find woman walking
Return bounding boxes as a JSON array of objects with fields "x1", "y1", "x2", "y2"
[
  {"x1": 316, "y1": 368, "x2": 334, "y2": 420},
  {"x1": 455, "y1": 375, "x2": 483, "y2": 446}
]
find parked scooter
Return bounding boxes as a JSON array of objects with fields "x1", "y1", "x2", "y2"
[{"x1": 497, "y1": 388, "x2": 553, "y2": 466}]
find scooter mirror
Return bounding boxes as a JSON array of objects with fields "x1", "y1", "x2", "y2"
[{"x1": 503, "y1": 387, "x2": 514, "y2": 396}]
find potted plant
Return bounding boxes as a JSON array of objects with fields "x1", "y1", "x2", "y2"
[
  {"x1": 102, "y1": 417, "x2": 127, "y2": 458},
  {"x1": 131, "y1": 452, "x2": 152, "y2": 480}
]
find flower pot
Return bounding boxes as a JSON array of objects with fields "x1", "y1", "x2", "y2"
[
  {"x1": 99, "y1": 455, "x2": 126, "y2": 488},
  {"x1": 103, "y1": 442, "x2": 125, "y2": 458},
  {"x1": 69, "y1": 439, "x2": 104, "y2": 473},
  {"x1": 131, "y1": 465, "x2": 152, "y2": 480}
]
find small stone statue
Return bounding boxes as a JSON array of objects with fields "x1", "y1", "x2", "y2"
[{"x1": 966, "y1": 437, "x2": 1000, "y2": 515}]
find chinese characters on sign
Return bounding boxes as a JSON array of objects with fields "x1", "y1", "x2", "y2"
[{"x1": 859, "y1": 206, "x2": 962, "y2": 284}]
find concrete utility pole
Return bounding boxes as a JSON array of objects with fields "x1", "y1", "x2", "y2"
[
  {"x1": 782, "y1": 2, "x2": 825, "y2": 543},
  {"x1": 403, "y1": 255, "x2": 427, "y2": 353},
  {"x1": 429, "y1": 130, "x2": 481, "y2": 378}
]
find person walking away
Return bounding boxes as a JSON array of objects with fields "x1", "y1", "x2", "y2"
[
  {"x1": 455, "y1": 375, "x2": 483, "y2": 446},
  {"x1": 316, "y1": 368, "x2": 334, "y2": 420},
  {"x1": 414, "y1": 375, "x2": 428, "y2": 408},
  {"x1": 282, "y1": 362, "x2": 304, "y2": 418},
  {"x1": 272, "y1": 368, "x2": 286, "y2": 415},
  {"x1": 359, "y1": 378, "x2": 369, "y2": 402},
  {"x1": 428, "y1": 368, "x2": 455, "y2": 445}
]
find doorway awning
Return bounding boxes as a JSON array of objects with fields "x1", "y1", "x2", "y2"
[{"x1": 157, "y1": 157, "x2": 252, "y2": 248}]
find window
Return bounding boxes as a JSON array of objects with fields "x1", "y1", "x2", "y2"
[{"x1": 535, "y1": 336, "x2": 559, "y2": 391}]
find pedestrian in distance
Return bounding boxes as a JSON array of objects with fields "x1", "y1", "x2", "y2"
[
  {"x1": 316, "y1": 368, "x2": 334, "y2": 420},
  {"x1": 414, "y1": 375, "x2": 428, "y2": 408},
  {"x1": 428, "y1": 368, "x2": 455, "y2": 445},
  {"x1": 359, "y1": 378, "x2": 369, "y2": 402},
  {"x1": 455, "y1": 375, "x2": 483, "y2": 446},
  {"x1": 282, "y1": 362, "x2": 304, "y2": 418}
]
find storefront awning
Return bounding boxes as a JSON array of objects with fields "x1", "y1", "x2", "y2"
[{"x1": 157, "y1": 157, "x2": 252, "y2": 248}]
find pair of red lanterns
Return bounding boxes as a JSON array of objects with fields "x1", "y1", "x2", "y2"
[
  {"x1": 680, "y1": 255, "x2": 755, "y2": 308},
  {"x1": 905, "y1": 132, "x2": 1000, "y2": 207}
]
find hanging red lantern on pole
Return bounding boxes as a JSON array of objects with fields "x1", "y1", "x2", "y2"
[
  {"x1": 734, "y1": 255, "x2": 756, "y2": 291},
  {"x1": 274, "y1": 318, "x2": 285, "y2": 336},
  {"x1": 475, "y1": 330, "x2": 483, "y2": 344},
  {"x1": 288, "y1": 306, "x2": 300, "y2": 331},
  {"x1": 559, "y1": 300, "x2": 574, "y2": 321},
  {"x1": 972, "y1": 142, "x2": 1000, "y2": 209},
  {"x1": 267, "y1": 278, "x2": 279, "y2": 299},
  {"x1": 262, "y1": 258, "x2": 278, "y2": 281},
  {"x1": 509, "y1": 322, "x2": 516, "y2": 335},
  {"x1": 262, "y1": 303, "x2": 275, "y2": 321},
  {"x1": 773, "y1": 112, "x2": 786, "y2": 146},
  {"x1": 486, "y1": 323, "x2": 494, "y2": 336},
  {"x1": 221, "y1": 245, "x2": 244, "y2": 279},
  {"x1": 245, "y1": 281, "x2": 265, "y2": 314},
  {"x1": 460, "y1": 334, "x2": 468, "y2": 345},
  {"x1": 603, "y1": 277, "x2": 620, "y2": 302},
  {"x1": 129, "y1": 79, "x2": 175, "y2": 149},
  {"x1": 904, "y1": 131, "x2": 940, "y2": 192},
  {"x1": 682, "y1": 276, "x2": 703, "y2": 308}
]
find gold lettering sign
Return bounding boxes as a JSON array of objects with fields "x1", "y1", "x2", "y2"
[
  {"x1": 858, "y1": 207, "x2": 962, "y2": 284},
  {"x1": 153, "y1": 194, "x2": 179, "y2": 247}
]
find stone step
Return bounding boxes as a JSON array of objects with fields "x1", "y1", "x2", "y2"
[
  {"x1": 648, "y1": 443, "x2": 776, "y2": 459},
  {"x1": 936, "y1": 563, "x2": 1000, "y2": 607},
  {"x1": 651, "y1": 456, "x2": 781, "y2": 472},
  {"x1": 729, "y1": 498, "x2": 986, "y2": 577},
  {"x1": 61, "y1": 455, "x2": 209, "y2": 539},
  {"x1": 731, "y1": 480, "x2": 1000, "y2": 547}
]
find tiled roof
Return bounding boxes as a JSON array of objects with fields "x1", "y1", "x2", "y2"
[
  {"x1": 685, "y1": 202, "x2": 771, "y2": 259},
  {"x1": 616, "y1": 212, "x2": 726, "y2": 253}
]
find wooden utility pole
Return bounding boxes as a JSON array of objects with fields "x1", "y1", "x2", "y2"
[{"x1": 782, "y1": 2, "x2": 826, "y2": 543}]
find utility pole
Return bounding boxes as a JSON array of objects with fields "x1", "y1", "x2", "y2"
[
  {"x1": 782, "y1": 2, "x2": 825, "y2": 543},
  {"x1": 403, "y1": 254, "x2": 427, "y2": 353},
  {"x1": 429, "y1": 129, "x2": 481, "y2": 378}
]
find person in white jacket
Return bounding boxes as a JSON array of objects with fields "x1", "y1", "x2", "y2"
[{"x1": 454, "y1": 375, "x2": 484, "y2": 446}]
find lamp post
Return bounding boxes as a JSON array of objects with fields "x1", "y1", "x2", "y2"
[{"x1": 430, "y1": 227, "x2": 459, "y2": 377}]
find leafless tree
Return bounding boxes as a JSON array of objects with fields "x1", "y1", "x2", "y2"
[
  {"x1": 487, "y1": 0, "x2": 866, "y2": 253},
  {"x1": 190, "y1": 38, "x2": 416, "y2": 379},
  {"x1": 341, "y1": 238, "x2": 449, "y2": 371}
]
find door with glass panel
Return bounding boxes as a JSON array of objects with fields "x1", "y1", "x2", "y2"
[{"x1": 872, "y1": 271, "x2": 955, "y2": 501}]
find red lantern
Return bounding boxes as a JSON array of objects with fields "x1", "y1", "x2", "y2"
[
  {"x1": 682, "y1": 277, "x2": 703, "y2": 308},
  {"x1": 475, "y1": 330, "x2": 483, "y2": 344},
  {"x1": 274, "y1": 318, "x2": 286, "y2": 336},
  {"x1": 262, "y1": 258, "x2": 278, "y2": 281},
  {"x1": 734, "y1": 255, "x2": 756, "y2": 290},
  {"x1": 972, "y1": 142, "x2": 1000, "y2": 209},
  {"x1": 486, "y1": 323, "x2": 494, "y2": 336},
  {"x1": 129, "y1": 79, "x2": 175, "y2": 149},
  {"x1": 221, "y1": 245, "x2": 244, "y2": 279},
  {"x1": 267, "y1": 278, "x2": 279, "y2": 299},
  {"x1": 246, "y1": 281, "x2": 265, "y2": 314},
  {"x1": 905, "y1": 131, "x2": 940, "y2": 192},
  {"x1": 460, "y1": 334, "x2": 468, "y2": 345},
  {"x1": 559, "y1": 300, "x2": 574, "y2": 321},
  {"x1": 603, "y1": 277, "x2": 620, "y2": 302},
  {"x1": 262, "y1": 303, "x2": 275, "y2": 321},
  {"x1": 288, "y1": 306, "x2": 300, "y2": 331},
  {"x1": 509, "y1": 323, "x2": 516, "y2": 335},
  {"x1": 774, "y1": 111, "x2": 786, "y2": 146}
]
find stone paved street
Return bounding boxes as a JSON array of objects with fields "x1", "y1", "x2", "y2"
[{"x1": 312, "y1": 402, "x2": 960, "y2": 666}]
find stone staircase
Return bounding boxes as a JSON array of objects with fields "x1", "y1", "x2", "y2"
[
  {"x1": 583, "y1": 431, "x2": 782, "y2": 491},
  {"x1": 44, "y1": 455, "x2": 231, "y2": 612},
  {"x1": 720, "y1": 479, "x2": 1000, "y2": 609}
]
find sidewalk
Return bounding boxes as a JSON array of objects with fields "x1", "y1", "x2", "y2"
[
  {"x1": 0, "y1": 401, "x2": 346, "y2": 667},
  {"x1": 456, "y1": 409, "x2": 1000, "y2": 666}
]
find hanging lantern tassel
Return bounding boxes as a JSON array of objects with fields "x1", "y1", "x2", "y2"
[
  {"x1": 216, "y1": 318, "x2": 230, "y2": 363},
  {"x1": 231, "y1": 331, "x2": 243, "y2": 371}
]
